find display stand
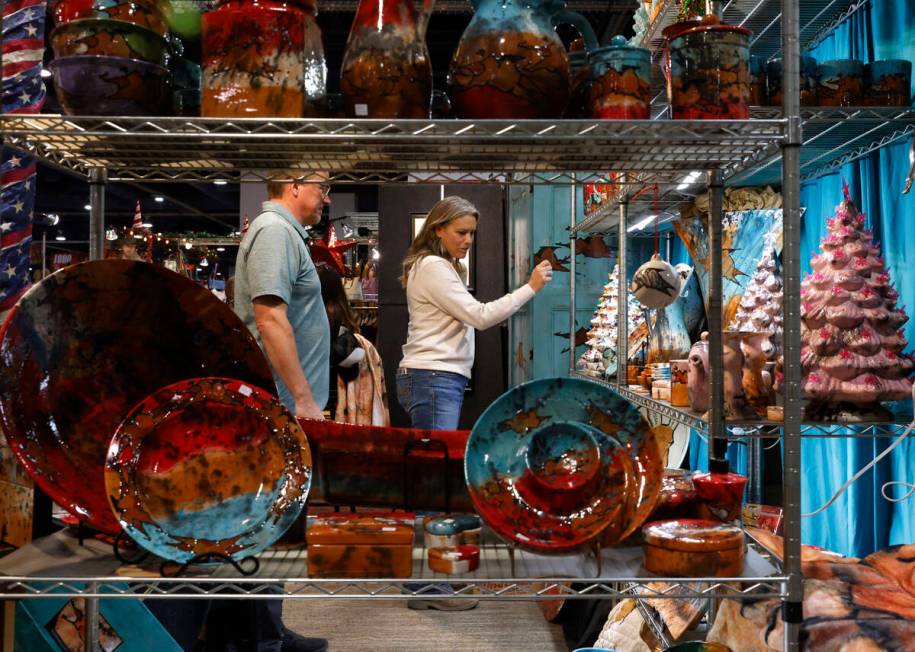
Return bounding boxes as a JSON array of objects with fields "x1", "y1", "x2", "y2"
[{"x1": 160, "y1": 553, "x2": 260, "y2": 578}]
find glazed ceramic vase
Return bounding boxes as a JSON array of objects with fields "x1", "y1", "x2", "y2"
[
  {"x1": 447, "y1": 0, "x2": 597, "y2": 119},
  {"x1": 340, "y1": 0, "x2": 434, "y2": 118},
  {"x1": 202, "y1": 0, "x2": 326, "y2": 117}
]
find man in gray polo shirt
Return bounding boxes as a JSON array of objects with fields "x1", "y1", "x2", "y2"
[
  {"x1": 229, "y1": 170, "x2": 331, "y2": 652},
  {"x1": 235, "y1": 170, "x2": 331, "y2": 419}
]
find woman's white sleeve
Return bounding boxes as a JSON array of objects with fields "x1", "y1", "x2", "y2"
[{"x1": 419, "y1": 258, "x2": 536, "y2": 330}]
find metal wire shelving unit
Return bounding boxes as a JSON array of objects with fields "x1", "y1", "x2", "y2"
[{"x1": 1, "y1": 1, "x2": 900, "y2": 649}]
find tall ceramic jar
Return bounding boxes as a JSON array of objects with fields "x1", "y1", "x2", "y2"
[
  {"x1": 668, "y1": 15, "x2": 751, "y2": 119},
  {"x1": 447, "y1": 0, "x2": 597, "y2": 119},
  {"x1": 202, "y1": 0, "x2": 326, "y2": 117},
  {"x1": 340, "y1": 0, "x2": 434, "y2": 118},
  {"x1": 588, "y1": 36, "x2": 651, "y2": 119}
]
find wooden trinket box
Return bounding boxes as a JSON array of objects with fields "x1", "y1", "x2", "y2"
[
  {"x1": 642, "y1": 519, "x2": 745, "y2": 578},
  {"x1": 307, "y1": 512, "x2": 415, "y2": 578}
]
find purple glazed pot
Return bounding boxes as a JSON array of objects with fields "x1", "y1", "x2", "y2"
[{"x1": 49, "y1": 54, "x2": 169, "y2": 116}]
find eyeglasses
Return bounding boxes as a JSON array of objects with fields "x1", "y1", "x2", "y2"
[{"x1": 318, "y1": 183, "x2": 331, "y2": 199}]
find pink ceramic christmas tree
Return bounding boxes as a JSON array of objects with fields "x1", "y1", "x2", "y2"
[{"x1": 801, "y1": 186, "x2": 913, "y2": 420}]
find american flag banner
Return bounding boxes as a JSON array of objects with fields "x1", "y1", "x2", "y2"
[{"x1": 2, "y1": 0, "x2": 47, "y2": 311}]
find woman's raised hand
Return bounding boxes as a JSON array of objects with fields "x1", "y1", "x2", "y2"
[{"x1": 528, "y1": 260, "x2": 554, "y2": 292}]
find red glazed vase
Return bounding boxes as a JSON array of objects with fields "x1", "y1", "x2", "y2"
[
  {"x1": 202, "y1": 0, "x2": 326, "y2": 117},
  {"x1": 340, "y1": 0, "x2": 433, "y2": 118},
  {"x1": 52, "y1": 0, "x2": 168, "y2": 37}
]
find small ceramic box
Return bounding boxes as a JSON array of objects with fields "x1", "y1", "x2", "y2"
[
  {"x1": 642, "y1": 519, "x2": 745, "y2": 577},
  {"x1": 307, "y1": 512, "x2": 415, "y2": 578},
  {"x1": 428, "y1": 545, "x2": 480, "y2": 574}
]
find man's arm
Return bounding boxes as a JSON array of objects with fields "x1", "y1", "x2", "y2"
[{"x1": 253, "y1": 295, "x2": 324, "y2": 420}]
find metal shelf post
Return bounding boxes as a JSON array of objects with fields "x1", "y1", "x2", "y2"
[
  {"x1": 707, "y1": 170, "x2": 726, "y2": 472},
  {"x1": 87, "y1": 167, "x2": 107, "y2": 261},
  {"x1": 570, "y1": 175, "x2": 578, "y2": 373},
  {"x1": 617, "y1": 188, "x2": 629, "y2": 388},
  {"x1": 781, "y1": 0, "x2": 803, "y2": 647}
]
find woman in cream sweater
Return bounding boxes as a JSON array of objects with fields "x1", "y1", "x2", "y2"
[{"x1": 397, "y1": 195, "x2": 553, "y2": 430}]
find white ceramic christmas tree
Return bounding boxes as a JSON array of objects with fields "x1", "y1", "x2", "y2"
[
  {"x1": 730, "y1": 239, "x2": 783, "y2": 358},
  {"x1": 579, "y1": 265, "x2": 645, "y2": 377},
  {"x1": 801, "y1": 186, "x2": 914, "y2": 420}
]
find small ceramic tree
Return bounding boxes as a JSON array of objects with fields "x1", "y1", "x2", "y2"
[
  {"x1": 801, "y1": 186, "x2": 913, "y2": 420},
  {"x1": 730, "y1": 238, "x2": 784, "y2": 413},
  {"x1": 579, "y1": 265, "x2": 644, "y2": 377}
]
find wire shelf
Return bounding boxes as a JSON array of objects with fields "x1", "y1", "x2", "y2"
[
  {"x1": 641, "y1": 0, "x2": 871, "y2": 61},
  {"x1": 0, "y1": 525, "x2": 784, "y2": 601},
  {"x1": 728, "y1": 106, "x2": 915, "y2": 186},
  {"x1": 0, "y1": 115, "x2": 785, "y2": 185},
  {"x1": 571, "y1": 372, "x2": 913, "y2": 439}
]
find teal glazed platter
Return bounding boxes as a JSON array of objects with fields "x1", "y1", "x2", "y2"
[
  {"x1": 105, "y1": 377, "x2": 311, "y2": 562},
  {"x1": 465, "y1": 376, "x2": 662, "y2": 553}
]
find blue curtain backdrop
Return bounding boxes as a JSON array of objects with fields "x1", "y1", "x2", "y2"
[
  {"x1": 798, "y1": 1, "x2": 915, "y2": 558},
  {"x1": 679, "y1": 2, "x2": 915, "y2": 557}
]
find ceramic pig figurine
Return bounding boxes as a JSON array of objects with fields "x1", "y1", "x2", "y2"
[{"x1": 687, "y1": 332, "x2": 710, "y2": 413}]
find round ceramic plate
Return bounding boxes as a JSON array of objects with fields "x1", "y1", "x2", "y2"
[
  {"x1": 465, "y1": 376, "x2": 662, "y2": 553},
  {"x1": 105, "y1": 378, "x2": 311, "y2": 562},
  {"x1": 0, "y1": 260, "x2": 274, "y2": 533}
]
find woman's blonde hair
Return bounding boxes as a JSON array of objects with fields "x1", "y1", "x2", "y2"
[{"x1": 400, "y1": 196, "x2": 479, "y2": 288}]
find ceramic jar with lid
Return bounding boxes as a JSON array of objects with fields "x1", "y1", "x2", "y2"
[
  {"x1": 642, "y1": 518, "x2": 745, "y2": 577},
  {"x1": 816, "y1": 59, "x2": 864, "y2": 106},
  {"x1": 766, "y1": 55, "x2": 817, "y2": 106},
  {"x1": 588, "y1": 35, "x2": 651, "y2": 119},
  {"x1": 864, "y1": 59, "x2": 912, "y2": 107},
  {"x1": 668, "y1": 15, "x2": 751, "y2": 119},
  {"x1": 202, "y1": 0, "x2": 326, "y2": 117}
]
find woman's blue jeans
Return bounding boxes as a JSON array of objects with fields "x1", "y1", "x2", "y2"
[{"x1": 396, "y1": 368, "x2": 467, "y2": 430}]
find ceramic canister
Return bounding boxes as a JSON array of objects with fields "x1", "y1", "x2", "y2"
[
  {"x1": 428, "y1": 545, "x2": 480, "y2": 574},
  {"x1": 817, "y1": 59, "x2": 864, "y2": 106},
  {"x1": 423, "y1": 514, "x2": 481, "y2": 548},
  {"x1": 668, "y1": 15, "x2": 751, "y2": 119},
  {"x1": 865, "y1": 59, "x2": 912, "y2": 107},
  {"x1": 692, "y1": 471, "x2": 748, "y2": 522},
  {"x1": 202, "y1": 0, "x2": 326, "y2": 117},
  {"x1": 766, "y1": 55, "x2": 817, "y2": 106},
  {"x1": 642, "y1": 518, "x2": 745, "y2": 577},
  {"x1": 588, "y1": 35, "x2": 651, "y2": 119}
]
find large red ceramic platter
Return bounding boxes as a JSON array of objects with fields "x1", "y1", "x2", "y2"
[
  {"x1": 0, "y1": 260, "x2": 274, "y2": 534},
  {"x1": 465, "y1": 376, "x2": 663, "y2": 553},
  {"x1": 105, "y1": 378, "x2": 311, "y2": 562}
]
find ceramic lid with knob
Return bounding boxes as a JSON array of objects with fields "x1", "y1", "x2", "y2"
[
  {"x1": 642, "y1": 518, "x2": 744, "y2": 552},
  {"x1": 588, "y1": 35, "x2": 650, "y2": 66},
  {"x1": 671, "y1": 14, "x2": 752, "y2": 39}
]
